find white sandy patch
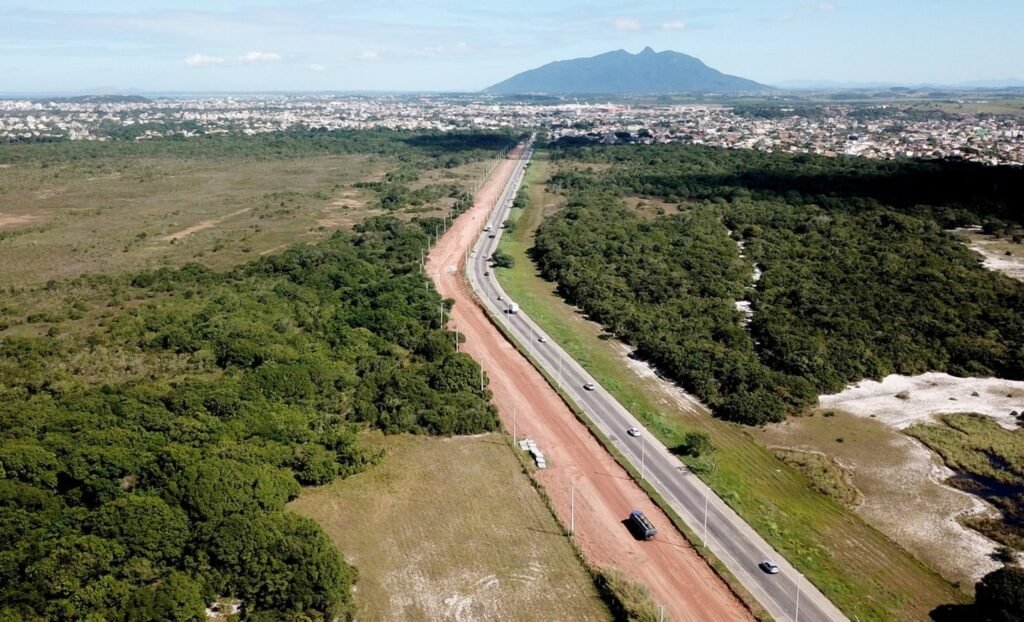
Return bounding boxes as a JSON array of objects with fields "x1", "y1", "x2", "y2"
[
  {"x1": 765, "y1": 412, "x2": 1001, "y2": 583},
  {"x1": 615, "y1": 343, "x2": 708, "y2": 415},
  {"x1": 728, "y1": 228, "x2": 759, "y2": 325},
  {"x1": 952, "y1": 227, "x2": 1024, "y2": 282},
  {"x1": 820, "y1": 372, "x2": 1024, "y2": 430},
  {"x1": 851, "y1": 431, "x2": 1000, "y2": 582},
  {"x1": 814, "y1": 370, "x2": 1024, "y2": 581},
  {"x1": 974, "y1": 247, "x2": 1024, "y2": 281}
]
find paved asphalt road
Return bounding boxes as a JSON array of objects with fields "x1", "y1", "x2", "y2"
[{"x1": 465, "y1": 143, "x2": 850, "y2": 622}]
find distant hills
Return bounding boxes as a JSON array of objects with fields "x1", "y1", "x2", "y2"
[
  {"x1": 775, "y1": 79, "x2": 1024, "y2": 90},
  {"x1": 485, "y1": 47, "x2": 767, "y2": 95}
]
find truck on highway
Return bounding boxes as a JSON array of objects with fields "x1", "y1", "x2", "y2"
[{"x1": 627, "y1": 510, "x2": 657, "y2": 540}]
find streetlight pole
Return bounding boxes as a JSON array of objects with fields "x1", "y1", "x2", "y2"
[
  {"x1": 641, "y1": 434, "x2": 646, "y2": 481},
  {"x1": 570, "y1": 483, "x2": 575, "y2": 536},
  {"x1": 795, "y1": 574, "x2": 801, "y2": 622},
  {"x1": 703, "y1": 489, "x2": 709, "y2": 547},
  {"x1": 512, "y1": 406, "x2": 516, "y2": 442}
]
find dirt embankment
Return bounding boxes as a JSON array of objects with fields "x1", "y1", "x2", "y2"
[{"x1": 426, "y1": 148, "x2": 751, "y2": 622}]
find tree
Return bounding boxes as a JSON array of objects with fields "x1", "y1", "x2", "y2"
[
  {"x1": 974, "y1": 565, "x2": 1024, "y2": 622},
  {"x1": 490, "y1": 250, "x2": 515, "y2": 269},
  {"x1": 675, "y1": 431, "x2": 713, "y2": 458},
  {"x1": 91, "y1": 495, "x2": 190, "y2": 565},
  {"x1": 126, "y1": 572, "x2": 206, "y2": 622}
]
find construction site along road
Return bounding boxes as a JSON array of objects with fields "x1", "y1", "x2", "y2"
[{"x1": 426, "y1": 144, "x2": 751, "y2": 622}]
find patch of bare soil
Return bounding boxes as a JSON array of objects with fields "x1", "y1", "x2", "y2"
[
  {"x1": 953, "y1": 227, "x2": 1024, "y2": 281},
  {"x1": 0, "y1": 213, "x2": 42, "y2": 230},
  {"x1": 760, "y1": 371, "x2": 1024, "y2": 584},
  {"x1": 159, "y1": 207, "x2": 250, "y2": 241}
]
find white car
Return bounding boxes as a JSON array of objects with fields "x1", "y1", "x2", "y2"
[
  {"x1": 583, "y1": 382, "x2": 595, "y2": 391},
  {"x1": 538, "y1": 335, "x2": 547, "y2": 343},
  {"x1": 626, "y1": 427, "x2": 640, "y2": 437}
]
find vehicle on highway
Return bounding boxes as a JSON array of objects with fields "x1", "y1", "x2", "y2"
[
  {"x1": 538, "y1": 335, "x2": 547, "y2": 343},
  {"x1": 759, "y1": 560, "x2": 780, "y2": 575},
  {"x1": 626, "y1": 427, "x2": 640, "y2": 437},
  {"x1": 583, "y1": 382, "x2": 595, "y2": 391},
  {"x1": 627, "y1": 510, "x2": 657, "y2": 540},
  {"x1": 507, "y1": 302, "x2": 520, "y2": 314},
  {"x1": 484, "y1": 223, "x2": 492, "y2": 231},
  {"x1": 484, "y1": 270, "x2": 490, "y2": 276}
]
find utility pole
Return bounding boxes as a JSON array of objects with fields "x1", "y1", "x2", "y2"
[
  {"x1": 479, "y1": 365, "x2": 484, "y2": 392},
  {"x1": 658, "y1": 605, "x2": 664, "y2": 622},
  {"x1": 570, "y1": 483, "x2": 575, "y2": 536}
]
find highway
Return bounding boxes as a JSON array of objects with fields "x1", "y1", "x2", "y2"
[{"x1": 465, "y1": 142, "x2": 850, "y2": 622}]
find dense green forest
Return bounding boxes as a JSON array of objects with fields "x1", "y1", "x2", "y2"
[
  {"x1": 0, "y1": 127, "x2": 516, "y2": 169},
  {"x1": 535, "y1": 142, "x2": 1024, "y2": 424},
  {"x1": 0, "y1": 132, "x2": 515, "y2": 620}
]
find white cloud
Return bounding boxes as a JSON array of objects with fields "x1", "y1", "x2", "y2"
[
  {"x1": 309, "y1": 63, "x2": 326, "y2": 72},
  {"x1": 661, "y1": 20, "x2": 686, "y2": 31},
  {"x1": 240, "y1": 51, "x2": 281, "y2": 63},
  {"x1": 781, "y1": 2, "x2": 841, "y2": 22},
  {"x1": 184, "y1": 53, "x2": 224, "y2": 67},
  {"x1": 613, "y1": 18, "x2": 641, "y2": 32},
  {"x1": 358, "y1": 51, "x2": 379, "y2": 61}
]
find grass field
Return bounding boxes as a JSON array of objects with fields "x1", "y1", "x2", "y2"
[
  {"x1": 288, "y1": 432, "x2": 610, "y2": 622},
  {"x1": 911, "y1": 99, "x2": 1024, "y2": 117},
  {"x1": 0, "y1": 150, "x2": 479, "y2": 287},
  {"x1": 495, "y1": 152, "x2": 964, "y2": 621}
]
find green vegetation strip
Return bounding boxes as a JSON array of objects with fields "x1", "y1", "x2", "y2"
[{"x1": 494, "y1": 151, "x2": 962, "y2": 621}]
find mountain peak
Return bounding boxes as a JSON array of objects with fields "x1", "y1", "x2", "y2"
[{"x1": 485, "y1": 48, "x2": 768, "y2": 95}]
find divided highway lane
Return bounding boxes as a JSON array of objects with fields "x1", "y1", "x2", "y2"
[{"x1": 466, "y1": 145, "x2": 849, "y2": 622}]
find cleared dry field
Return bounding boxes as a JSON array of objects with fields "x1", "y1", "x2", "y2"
[
  {"x1": 288, "y1": 432, "x2": 609, "y2": 622},
  {"x1": 0, "y1": 150, "x2": 476, "y2": 286}
]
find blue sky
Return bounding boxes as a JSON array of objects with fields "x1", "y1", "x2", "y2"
[{"x1": 2, "y1": 0, "x2": 1021, "y2": 92}]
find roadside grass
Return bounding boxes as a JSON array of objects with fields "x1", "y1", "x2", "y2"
[
  {"x1": 495, "y1": 151, "x2": 965, "y2": 621},
  {"x1": 771, "y1": 448, "x2": 861, "y2": 507},
  {"x1": 288, "y1": 432, "x2": 610, "y2": 622}
]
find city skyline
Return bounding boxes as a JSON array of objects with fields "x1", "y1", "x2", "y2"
[{"x1": 2, "y1": 0, "x2": 1022, "y2": 93}]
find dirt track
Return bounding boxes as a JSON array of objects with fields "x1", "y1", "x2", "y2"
[{"x1": 426, "y1": 147, "x2": 751, "y2": 622}]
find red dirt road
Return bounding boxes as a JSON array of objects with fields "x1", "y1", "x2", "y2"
[{"x1": 427, "y1": 148, "x2": 751, "y2": 622}]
